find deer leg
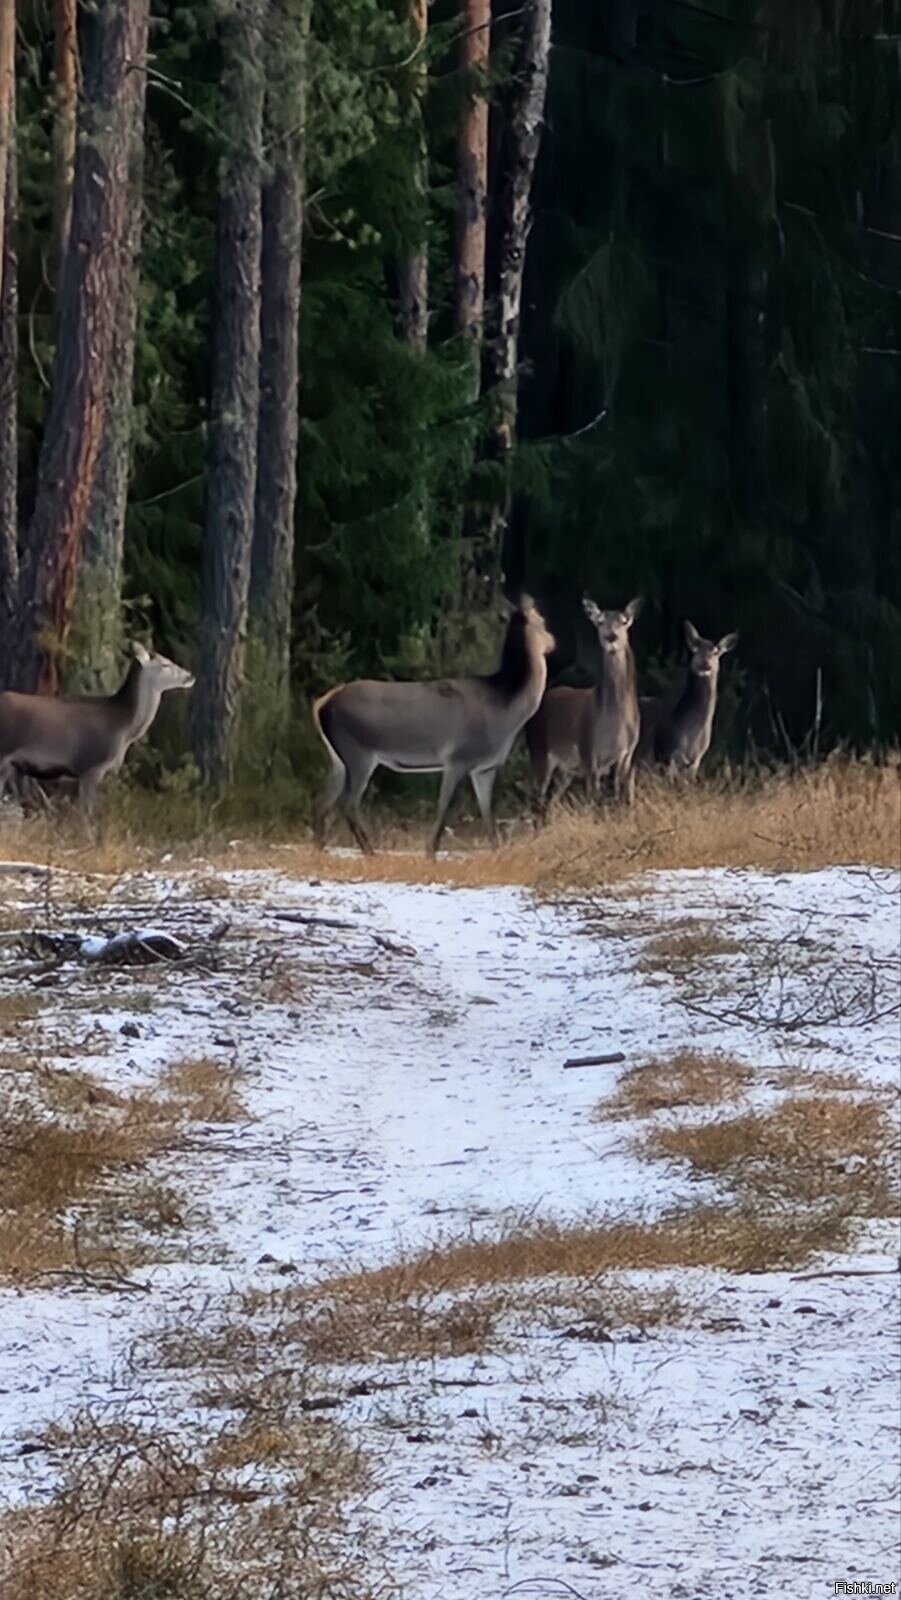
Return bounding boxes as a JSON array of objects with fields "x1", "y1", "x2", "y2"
[
  {"x1": 428, "y1": 764, "x2": 465, "y2": 858},
  {"x1": 470, "y1": 766, "x2": 499, "y2": 849},
  {"x1": 0, "y1": 759, "x2": 12, "y2": 804},
  {"x1": 341, "y1": 754, "x2": 376, "y2": 856},
  {"x1": 314, "y1": 755, "x2": 347, "y2": 847}
]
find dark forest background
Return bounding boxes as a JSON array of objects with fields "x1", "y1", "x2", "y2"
[{"x1": 1, "y1": 0, "x2": 899, "y2": 792}]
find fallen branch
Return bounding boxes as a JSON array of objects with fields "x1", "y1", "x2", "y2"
[
  {"x1": 563, "y1": 1051, "x2": 626, "y2": 1070},
  {"x1": 791, "y1": 1263, "x2": 900, "y2": 1282},
  {"x1": 275, "y1": 911, "x2": 357, "y2": 931}
]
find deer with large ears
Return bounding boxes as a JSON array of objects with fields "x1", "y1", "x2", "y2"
[
  {"x1": 0, "y1": 642, "x2": 195, "y2": 814},
  {"x1": 637, "y1": 620, "x2": 738, "y2": 779},
  {"x1": 526, "y1": 595, "x2": 644, "y2": 820}
]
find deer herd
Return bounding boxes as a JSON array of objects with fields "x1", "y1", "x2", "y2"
[{"x1": 0, "y1": 597, "x2": 737, "y2": 855}]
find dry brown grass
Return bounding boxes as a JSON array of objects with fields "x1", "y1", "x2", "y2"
[
  {"x1": 0, "y1": 1410, "x2": 370, "y2": 1600},
  {"x1": 0, "y1": 755, "x2": 896, "y2": 887},
  {"x1": 159, "y1": 1057, "x2": 248, "y2": 1124},
  {"x1": 0, "y1": 992, "x2": 45, "y2": 1026},
  {"x1": 645, "y1": 1091, "x2": 900, "y2": 1212},
  {"x1": 0, "y1": 1058, "x2": 248, "y2": 1280},
  {"x1": 298, "y1": 1206, "x2": 859, "y2": 1300},
  {"x1": 636, "y1": 924, "x2": 743, "y2": 971},
  {"x1": 595, "y1": 1050, "x2": 754, "y2": 1121}
]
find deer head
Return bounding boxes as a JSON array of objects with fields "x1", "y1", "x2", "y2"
[
  {"x1": 683, "y1": 621, "x2": 738, "y2": 680},
  {"x1": 583, "y1": 596, "x2": 643, "y2": 659},
  {"x1": 133, "y1": 642, "x2": 195, "y2": 693}
]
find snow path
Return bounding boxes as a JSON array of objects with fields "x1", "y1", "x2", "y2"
[{"x1": 0, "y1": 862, "x2": 898, "y2": 1596}]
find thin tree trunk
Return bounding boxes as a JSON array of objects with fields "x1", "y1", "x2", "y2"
[
  {"x1": 67, "y1": 7, "x2": 148, "y2": 692},
  {"x1": 192, "y1": 0, "x2": 266, "y2": 787},
  {"x1": 53, "y1": 0, "x2": 78, "y2": 279},
  {"x1": 454, "y1": 0, "x2": 490, "y2": 388},
  {"x1": 247, "y1": 0, "x2": 310, "y2": 755},
  {"x1": 398, "y1": 0, "x2": 429, "y2": 352},
  {"x1": 14, "y1": 0, "x2": 151, "y2": 695},
  {"x1": 480, "y1": 0, "x2": 552, "y2": 591},
  {"x1": 0, "y1": 1, "x2": 17, "y2": 669}
]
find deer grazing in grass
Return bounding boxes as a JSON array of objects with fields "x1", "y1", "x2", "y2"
[
  {"x1": 637, "y1": 620, "x2": 738, "y2": 780},
  {"x1": 526, "y1": 596, "x2": 643, "y2": 820},
  {"x1": 313, "y1": 597, "x2": 556, "y2": 857},
  {"x1": 0, "y1": 643, "x2": 195, "y2": 814}
]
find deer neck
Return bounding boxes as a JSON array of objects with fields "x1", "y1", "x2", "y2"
[
  {"x1": 595, "y1": 646, "x2": 636, "y2": 714},
  {"x1": 675, "y1": 667, "x2": 718, "y2": 739},
  {"x1": 114, "y1": 661, "x2": 162, "y2": 746},
  {"x1": 512, "y1": 628, "x2": 549, "y2": 721}
]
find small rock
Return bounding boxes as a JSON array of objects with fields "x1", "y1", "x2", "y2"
[
  {"x1": 406, "y1": 1432, "x2": 431, "y2": 1444},
  {"x1": 120, "y1": 1021, "x2": 141, "y2": 1039}
]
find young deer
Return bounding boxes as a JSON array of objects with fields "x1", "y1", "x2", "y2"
[
  {"x1": 526, "y1": 596, "x2": 643, "y2": 820},
  {"x1": 637, "y1": 620, "x2": 738, "y2": 779},
  {"x1": 0, "y1": 643, "x2": 195, "y2": 813}
]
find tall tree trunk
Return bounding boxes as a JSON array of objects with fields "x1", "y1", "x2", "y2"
[
  {"x1": 398, "y1": 0, "x2": 429, "y2": 352},
  {"x1": 247, "y1": 0, "x2": 310, "y2": 757},
  {"x1": 480, "y1": 0, "x2": 552, "y2": 592},
  {"x1": 454, "y1": 0, "x2": 490, "y2": 388},
  {"x1": 53, "y1": 0, "x2": 78, "y2": 279},
  {"x1": 725, "y1": 236, "x2": 769, "y2": 523},
  {"x1": 191, "y1": 0, "x2": 265, "y2": 787},
  {"x1": 0, "y1": 0, "x2": 17, "y2": 671},
  {"x1": 14, "y1": 0, "x2": 151, "y2": 695},
  {"x1": 67, "y1": 6, "x2": 148, "y2": 692}
]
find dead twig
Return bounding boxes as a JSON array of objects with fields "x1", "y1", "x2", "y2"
[{"x1": 563, "y1": 1052, "x2": 626, "y2": 1070}]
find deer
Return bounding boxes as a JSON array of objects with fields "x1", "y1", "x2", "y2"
[
  {"x1": 637, "y1": 620, "x2": 738, "y2": 779},
  {"x1": 526, "y1": 596, "x2": 643, "y2": 821},
  {"x1": 0, "y1": 643, "x2": 195, "y2": 814},
  {"x1": 312, "y1": 596, "x2": 556, "y2": 857}
]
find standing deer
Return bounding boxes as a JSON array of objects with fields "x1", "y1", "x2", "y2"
[
  {"x1": 313, "y1": 597, "x2": 555, "y2": 857},
  {"x1": 0, "y1": 643, "x2": 195, "y2": 813},
  {"x1": 526, "y1": 596, "x2": 643, "y2": 819},
  {"x1": 637, "y1": 620, "x2": 738, "y2": 779}
]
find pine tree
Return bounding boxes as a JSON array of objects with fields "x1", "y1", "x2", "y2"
[
  {"x1": 0, "y1": 0, "x2": 17, "y2": 668},
  {"x1": 191, "y1": 0, "x2": 266, "y2": 785},
  {"x1": 247, "y1": 0, "x2": 311, "y2": 754},
  {"x1": 15, "y1": 0, "x2": 151, "y2": 694}
]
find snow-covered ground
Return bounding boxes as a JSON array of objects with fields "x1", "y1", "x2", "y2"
[{"x1": 0, "y1": 860, "x2": 898, "y2": 1596}]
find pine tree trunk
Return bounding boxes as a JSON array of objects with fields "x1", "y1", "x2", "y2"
[
  {"x1": 53, "y1": 0, "x2": 78, "y2": 279},
  {"x1": 480, "y1": 0, "x2": 551, "y2": 594},
  {"x1": 192, "y1": 0, "x2": 266, "y2": 787},
  {"x1": 398, "y1": 0, "x2": 428, "y2": 352},
  {"x1": 725, "y1": 238, "x2": 769, "y2": 522},
  {"x1": 0, "y1": 2, "x2": 18, "y2": 669},
  {"x1": 247, "y1": 0, "x2": 310, "y2": 755},
  {"x1": 14, "y1": 0, "x2": 150, "y2": 695},
  {"x1": 67, "y1": 8, "x2": 148, "y2": 693},
  {"x1": 454, "y1": 0, "x2": 490, "y2": 389}
]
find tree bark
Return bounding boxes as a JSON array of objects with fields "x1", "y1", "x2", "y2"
[
  {"x1": 454, "y1": 0, "x2": 490, "y2": 389},
  {"x1": 192, "y1": 0, "x2": 266, "y2": 787},
  {"x1": 53, "y1": 0, "x2": 78, "y2": 280},
  {"x1": 67, "y1": 4, "x2": 148, "y2": 692},
  {"x1": 398, "y1": 0, "x2": 429, "y2": 353},
  {"x1": 14, "y1": 0, "x2": 151, "y2": 695},
  {"x1": 0, "y1": 2, "x2": 17, "y2": 669},
  {"x1": 247, "y1": 0, "x2": 310, "y2": 754},
  {"x1": 480, "y1": 0, "x2": 552, "y2": 590}
]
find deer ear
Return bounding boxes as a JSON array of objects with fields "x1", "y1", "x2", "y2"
[
  {"x1": 623, "y1": 596, "x2": 643, "y2": 625},
  {"x1": 716, "y1": 631, "x2": 739, "y2": 655},
  {"x1": 684, "y1": 620, "x2": 702, "y2": 649},
  {"x1": 582, "y1": 597, "x2": 602, "y2": 626}
]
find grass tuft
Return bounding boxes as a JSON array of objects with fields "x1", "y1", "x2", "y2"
[{"x1": 595, "y1": 1050, "x2": 754, "y2": 1121}]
